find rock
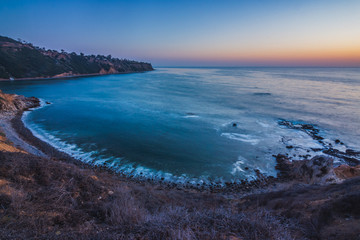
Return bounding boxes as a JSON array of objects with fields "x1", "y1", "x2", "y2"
[
  {"x1": 275, "y1": 154, "x2": 339, "y2": 184},
  {"x1": 297, "y1": 155, "x2": 338, "y2": 184},
  {"x1": 334, "y1": 165, "x2": 360, "y2": 180},
  {"x1": 346, "y1": 149, "x2": 360, "y2": 155},
  {"x1": 314, "y1": 135, "x2": 324, "y2": 140},
  {"x1": 286, "y1": 145, "x2": 293, "y2": 149},
  {"x1": 275, "y1": 154, "x2": 293, "y2": 180},
  {"x1": 0, "y1": 90, "x2": 40, "y2": 113},
  {"x1": 311, "y1": 148, "x2": 323, "y2": 152},
  {"x1": 323, "y1": 148, "x2": 360, "y2": 166},
  {"x1": 302, "y1": 124, "x2": 314, "y2": 130},
  {"x1": 335, "y1": 139, "x2": 341, "y2": 144}
]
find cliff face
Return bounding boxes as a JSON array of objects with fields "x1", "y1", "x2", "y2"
[
  {"x1": 0, "y1": 36, "x2": 153, "y2": 79},
  {"x1": 0, "y1": 90, "x2": 40, "y2": 112}
]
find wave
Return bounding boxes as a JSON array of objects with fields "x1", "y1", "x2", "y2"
[
  {"x1": 256, "y1": 120, "x2": 270, "y2": 128},
  {"x1": 221, "y1": 132, "x2": 260, "y2": 145},
  {"x1": 253, "y1": 92, "x2": 272, "y2": 96},
  {"x1": 22, "y1": 105, "x2": 233, "y2": 186},
  {"x1": 183, "y1": 115, "x2": 200, "y2": 118},
  {"x1": 231, "y1": 156, "x2": 246, "y2": 174}
]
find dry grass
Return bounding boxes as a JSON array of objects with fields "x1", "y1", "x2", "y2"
[
  {"x1": 0, "y1": 135, "x2": 27, "y2": 154},
  {"x1": 0, "y1": 149, "x2": 299, "y2": 240},
  {"x1": 0, "y1": 131, "x2": 359, "y2": 239}
]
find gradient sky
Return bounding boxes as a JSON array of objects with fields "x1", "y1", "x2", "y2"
[{"x1": 1, "y1": 0, "x2": 360, "y2": 67}]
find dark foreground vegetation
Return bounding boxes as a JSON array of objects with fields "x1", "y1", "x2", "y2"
[
  {"x1": 0, "y1": 36, "x2": 153, "y2": 79},
  {"x1": 0, "y1": 92, "x2": 360, "y2": 239},
  {"x1": 1, "y1": 144, "x2": 360, "y2": 239},
  {"x1": 0, "y1": 150, "x2": 294, "y2": 240}
]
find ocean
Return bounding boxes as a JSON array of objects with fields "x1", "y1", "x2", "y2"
[{"x1": 1, "y1": 67, "x2": 360, "y2": 184}]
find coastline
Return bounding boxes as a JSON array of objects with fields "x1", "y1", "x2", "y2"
[
  {"x1": 8, "y1": 107, "x2": 269, "y2": 193},
  {"x1": 1, "y1": 108, "x2": 301, "y2": 192},
  {"x1": 3, "y1": 98, "x2": 360, "y2": 192},
  {"x1": 1, "y1": 92, "x2": 360, "y2": 239},
  {"x1": 0, "y1": 69, "x2": 154, "y2": 82},
  {"x1": 7, "y1": 108, "x2": 183, "y2": 190}
]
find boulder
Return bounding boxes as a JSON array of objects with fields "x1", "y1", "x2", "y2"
[
  {"x1": 0, "y1": 90, "x2": 40, "y2": 113},
  {"x1": 334, "y1": 165, "x2": 360, "y2": 180},
  {"x1": 275, "y1": 154, "x2": 339, "y2": 184}
]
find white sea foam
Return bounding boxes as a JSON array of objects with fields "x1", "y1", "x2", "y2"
[
  {"x1": 231, "y1": 156, "x2": 247, "y2": 175},
  {"x1": 331, "y1": 144, "x2": 347, "y2": 152},
  {"x1": 283, "y1": 131, "x2": 323, "y2": 149},
  {"x1": 183, "y1": 114, "x2": 200, "y2": 118},
  {"x1": 22, "y1": 106, "x2": 229, "y2": 186},
  {"x1": 221, "y1": 133, "x2": 260, "y2": 145},
  {"x1": 256, "y1": 120, "x2": 270, "y2": 128},
  {"x1": 221, "y1": 121, "x2": 234, "y2": 127},
  {"x1": 23, "y1": 119, "x2": 103, "y2": 163}
]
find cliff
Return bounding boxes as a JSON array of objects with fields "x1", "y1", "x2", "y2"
[
  {"x1": 0, "y1": 90, "x2": 40, "y2": 112},
  {"x1": 0, "y1": 36, "x2": 153, "y2": 80}
]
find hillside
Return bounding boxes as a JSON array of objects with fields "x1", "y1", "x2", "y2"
[{"x1": 0, "y1": 36, "x2": 153, "y2": 80}]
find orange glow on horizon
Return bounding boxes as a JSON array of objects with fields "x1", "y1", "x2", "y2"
[{"x1": 151, "y1": 46, "x2": 360, "y2": 66}]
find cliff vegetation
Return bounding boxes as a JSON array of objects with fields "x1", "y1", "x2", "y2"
[{"x1": 0, "y1": 36, "x2": 153, "y2": 80}]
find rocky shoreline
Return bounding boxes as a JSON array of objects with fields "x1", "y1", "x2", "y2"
[
  {"x1": 2, "y1": 90, "x2": 360, "y2": 193},
  {"x1": 278, "y1": 119, "x2": 360, "y2": 166},
  {"x1": 1, "y1": 91, "x2": 360, "y2": 239},
  {"x1": 0, "y1": 69, "x2": 154, "y2": 82}
]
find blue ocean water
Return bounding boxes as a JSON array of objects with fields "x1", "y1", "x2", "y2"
[{"x1": 1, "y1": 67, "x2": 360, "y2": 183}]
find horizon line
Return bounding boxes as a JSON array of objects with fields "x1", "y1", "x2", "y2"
[{"x1": 154, "y1": 65, "x2": 360, "y2": 68}]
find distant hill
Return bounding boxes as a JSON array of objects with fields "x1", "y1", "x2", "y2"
[{"x1": 0, "y1": 36, "x2": 153, "y2": 80}]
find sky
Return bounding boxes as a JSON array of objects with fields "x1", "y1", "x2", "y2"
[{"x1": 0, "y1": 0, "x2": 360, "y2": 67}]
